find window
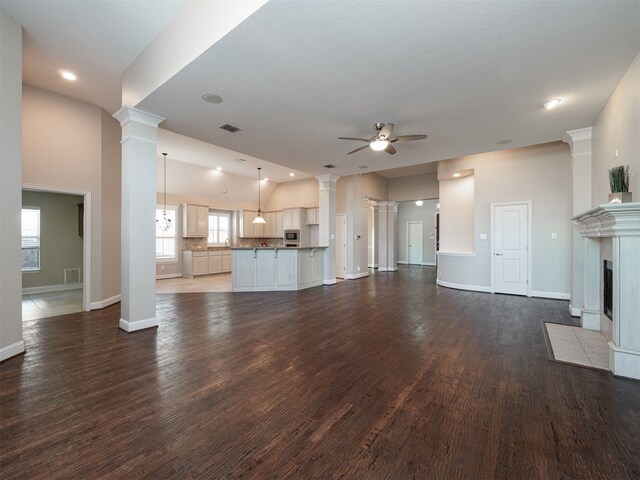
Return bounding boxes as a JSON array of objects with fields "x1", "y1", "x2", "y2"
[
  {"x1": 156, "y1": 206, "x2": 177, "y2": 261},
  {"x1": 208, "y1": 211, "x2": 231, "y2": 246},
  {"x1": 22, "y1": 208, "x2": 41, "y2": 271}
]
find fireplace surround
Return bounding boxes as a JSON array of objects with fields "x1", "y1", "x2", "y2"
[{"x1": 573, "y1": 202, "x2": 640, "y2": 379}]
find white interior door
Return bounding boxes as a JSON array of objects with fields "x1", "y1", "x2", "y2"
[
  {"x1": 335, "y1": 214, "x2": 346, "y2": 279},
  {"x1": 493, "y1": 203, "x2": 529, "y2": 295},
  {"x1": 408, "y1": 222, "x2": 423, "y2": 265}
]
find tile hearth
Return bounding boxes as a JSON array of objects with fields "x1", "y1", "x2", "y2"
[{"x1": 545, "y1": 322, "x2": 610, "y2": 370}]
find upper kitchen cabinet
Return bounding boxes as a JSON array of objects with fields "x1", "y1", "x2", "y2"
[
  {"x1": 275, "y1": 211, "x2": 284, "y2": 238},
  {"x1": 239, "y1": 210, "x2": 284, "y2": 238},
  {"x1": 305, "y1": 207, "x2": 319, "y2": 225},
  {"x1": 284, "y1": 208, "x2": 305, "y2": 230},
  {"x1": 181, "y1": 203, "x2": 209, "y2": 238}
]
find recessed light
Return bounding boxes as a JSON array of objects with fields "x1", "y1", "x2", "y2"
[
  {"x1": 289, "y1": 172, "x2": 295, "y2": 177},
  {"x1": 202, "y1": 93, "x2": 223, "y2": 104},
  {"x1": 541, "y1": 98, "x2": 561, "y2": 110},
  {"x1": 263, "y1": 177, "x2": 269, "y2": 182},
  {"x1": 61, "y1": 70, "x2": 77, "y2": 81},
  {"x1": 496, "y1": 139, "x2": 512, "y2": 145},
  {"x1": 235, "y1": 158, "x2": 247, "y2": 163},
  {"x1": 216, "y1": 167, "x2": 222, "y2": 171},
  {"x1": 453, "y1": 173, "x2": 461, "y2": 178}
]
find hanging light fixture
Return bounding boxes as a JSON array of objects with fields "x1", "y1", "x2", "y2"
[
  {"x1": 253, "y1": 167, "x2": 267, "y2": 224},
  {"x1": 157, "y1": 152, "x2": 172, "y2": 232}
]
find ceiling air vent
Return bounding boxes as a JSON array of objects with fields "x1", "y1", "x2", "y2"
[
  {"x1": 218, "y1": 123, "x2": 241, "y2": 133},
  {"x1": 324, "y1": 164, "x2": 336, "y2": 169}
]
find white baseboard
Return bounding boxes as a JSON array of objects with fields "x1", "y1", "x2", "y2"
[
  {"x1": 0, "y1": 340, "x2": 25, "y2": 362},
  {"x1": 378, "y1": 267, "x2": 398, "y2": 272},
  {"x1": 530, "y1": 291, "x2": 570, "y2": 301},
  {"x1": 119, "y1": 317, "x2": 158, "y2": 333},
  {"x1": 397, "y1": 260, "x2": 407, "y2": 264},
  {"x1": 581, "y1": 309, "x2": 601, "y2": 330},
  {"x1": 422, "y1": 262, "x2": 436, "y2": 266},
  {"x1": 345, "y1": 272, "x2": 369, "y2": 280},
  {"x1": 569, "y1": 304, "x2": 581, "y2": 317},
  {"x1": 436, "y1": 279, "x2": 491, "y2": 293},
  {"x1": 367, "y1": 264, "x2": 378, "y2": 268},
  {"x1": 22, "y1": 284, "x2": 81, "y2": 295},
  {"x1": 323, "y1": 278, "x2": 337, "y2": 285},
  {"x1": 610, "y1": 342, "x2": 640, "y2": 380},
  {"x1": 156, "y1": 273, "x2": 183, "y2": 280},
  {"x1": 90, "y1": 294, "x2": 121, "y2": 310}
]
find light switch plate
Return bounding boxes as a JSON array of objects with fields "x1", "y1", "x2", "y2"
[
  {"x1": 480, "y1": 233, "x2": 487, "y2": 240},
  {"x1": 551, "y1": 233, "x2": 557, "y2": 240}
]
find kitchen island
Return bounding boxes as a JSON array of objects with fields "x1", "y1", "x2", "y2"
[{"x1": 232, "y1": 247, "x2": 325, "y2": 292}]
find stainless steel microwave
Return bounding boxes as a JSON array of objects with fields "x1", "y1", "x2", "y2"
[{"x1": 284, "y1": 230, "x2": 299, "y2": 241}]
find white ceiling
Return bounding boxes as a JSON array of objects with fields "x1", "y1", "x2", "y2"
[
  {"x1": 138, "y1": 0, "x2": 640, "y2": 178},
  {"x1": 3, "y1": 0, "x2": 639, "y2": 182},
  {"x1": 1, "y1": 0, "x2": 189, "y2": 114}
]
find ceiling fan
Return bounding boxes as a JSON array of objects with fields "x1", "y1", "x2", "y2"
[{"x1": 338, "y1": 123, "x2": 427, "y2": 155}]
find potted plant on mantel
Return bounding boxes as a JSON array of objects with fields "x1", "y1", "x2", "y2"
[{"x1": 608, "y1": 165, "x2": 632, "y2": 204}]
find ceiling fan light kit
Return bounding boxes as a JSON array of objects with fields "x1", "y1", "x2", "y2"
[{"x1": 338, "y1": 123, "x2": 427, "y2": 155}]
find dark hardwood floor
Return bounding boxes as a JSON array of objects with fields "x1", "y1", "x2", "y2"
[{"x1": 1, "y1": 266, "x2": 639, "y2": 479}]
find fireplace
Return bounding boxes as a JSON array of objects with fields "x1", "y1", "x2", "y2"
[{"x1": 603, "y1": 260, "x2": 613, "y2": 320}]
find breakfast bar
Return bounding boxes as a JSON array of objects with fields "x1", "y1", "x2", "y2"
[{"x1": 232, "y1": 247, "x2": 325, "y2": 292}]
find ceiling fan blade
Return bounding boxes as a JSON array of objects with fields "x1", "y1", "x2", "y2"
[
  {"x1": 379, "y1": 123, "x2": 394, "y2": 138},
  {"x1": 347, "y1": 144, "x2": 370, "y2": 155},
  {"x1": 385, "y1": 143, "x2": 397, "y2": 155},
  {"x1": 392, "y1": 134, "x2": 428, "y2": 142},
  {"x1": 338, "y1": 137, "x2": 369, "y2": 142}
]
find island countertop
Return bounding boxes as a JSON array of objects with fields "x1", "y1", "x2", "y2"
[{"x1": 231, "y1": 246, "x2": 327, "y2": 250}]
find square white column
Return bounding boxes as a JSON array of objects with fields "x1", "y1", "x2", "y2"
[
  {"x1": 113, "y1": 107, "x2": 165, "y2": 332},
  {"x1": 317, "y1": 174, "x2": 339, "y2": 285}
]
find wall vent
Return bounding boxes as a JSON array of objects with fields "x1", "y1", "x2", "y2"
[
  {"x1": 324, "y1": 164, "x2": 336, "y2": 169},
  {"x1": 64, "y1": 268, "x2": 81, "y2": 285},
  {"x1": 218, "y1": 123, "x2": 241, "y2": 133}
]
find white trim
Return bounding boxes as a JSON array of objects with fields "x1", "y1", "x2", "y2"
[
  {"x1": 436, "y1": 279, "x2": 491, "y2": 293},
  {"x1": 422, "y1": 262, "x2": 436, "y2": 266},
  {"x1": 406, "y1": 220, "x2": 423, "y2": 265},
  {"x1": 609, "y1": 342, "x2": 640, "y2": 380},
  {"x1": 22, "y1": 184, "x2": 91, "y2": 312},
  {"x1": 563, "y1": 127, "x2": 593, "y2": 144},
  {"x1": 121, "y1": 135, "x2": 157, "y2": 146},
  {"x1": 119, "y1": 317, "x2": 158, "y2": 333},
  {"x1": 345, "y1": 272, "x2": 369, "y2": 280},
  {"x1": 569, "y1": 304, "x2": 582, "y2": 317},
  {"x1": 0, "y1": 341, "x2": 25, "y2": 362},
  {"x1": 90, "y1": 294, "x2": 121, "y2": 310},
  {"x1": 397, "y1": 260, "x2": 408, "y2": 264},
  {"x1": 156, "y1": 273, "x2": 183, "y2": 280},
  {"x1": 490, "y1": 201, "x2": 533, "y2": 297},
  {"x1": 530, "y1": 291, "x2": 570, "y2": 300},
  {"x1": 437, "y1": 251, "x2": 477, "y2": 257},
  {"x1": 113, "y1": 106, "x2": 165, "y2": 128},
  {"x1": 378, "y1": 267, "x2": 398, "y2": 272},
  {"x1": 573, "y1": 202, "x2": 640, "y2": 237},
  {"x1": 581, "y1": 308, "x2": 601, "y2": 330},
  {"x1": 367, "y1": 263, "x2": 378, "y2": 268},
  {"x1": 323, "y1": 278, "x2": 337, "y2": 285},
  {"x1": 22, "y1": 284, "x2": 81, "y2": 295}
]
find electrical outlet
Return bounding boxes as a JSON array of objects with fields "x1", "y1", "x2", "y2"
[
  {"x1": 480, "y1": 233, "x2": 487, "y2": 240},
  {"x1": 551, "y1": 232, "x2": 557, "y2": 240}
]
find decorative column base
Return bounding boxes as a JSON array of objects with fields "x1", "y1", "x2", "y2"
[
  {"x1": 609, "y1": 342, "x2": 640, "y2": 380},
  {"x1": 581, "y1": 308, "x2": 600, "y2": 331},
  {"x1": 119, "y1": 317, "x2": 158, "y2": 333}
]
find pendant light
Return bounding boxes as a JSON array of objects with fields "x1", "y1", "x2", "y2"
[
  {"x1": 157, "y1": 153, "x2": 172, "y2": 232},
  {"x1": 253, "y1": 167, "x2": 267, "y2": 224}
]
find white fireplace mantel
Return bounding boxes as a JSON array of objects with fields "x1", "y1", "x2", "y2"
[{"x1": 573, "y1": 202, "x2": 640, "y2": 380}]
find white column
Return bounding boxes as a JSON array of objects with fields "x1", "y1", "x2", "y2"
[
  {"x1": 376, "y1": 203, "x2": 389, "y2": 271},
  {"x1": 0, "y1": 11, "x2": 25, "y2": 361},
  {"x1": 582, "y1": 237, "x2": 601, "y2": 330},
  {"x1": 317, "y1": 174, "x2": 339, "y2": 285},
  {"x1": 563, "y1": 128, "x2": 592, "y2": 318},
  {"x1": 387, "y1": 201, "x2": 398, "y2": 271},
  {"x1": 113, "y1": 107, "x2": 165, "y2": 332}
]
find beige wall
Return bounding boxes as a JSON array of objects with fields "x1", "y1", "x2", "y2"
[
  {"x1": 265, "y1": 177, "x2": 319, "y2": 211},
  {"x1": 22, "y1": 85, "x2": 121, "y2": 306},
  {"x1": 22, "y1": 191, "x2": 84, "y2": 288},
  {"x1": 437, "y1": 142, "x2": 572, "y2": 295},
  {"x1": 592, "y1": 51, "x2": 640, "y2": 207},
  {"x1": 388, "y1": 172, "x2": 439, "y2": 202},
  {"x1": 397, "y1": 199, "x2": 438, "y2": 265},
  {"x1": 439, "y1": 174, "x2": 475, "y2": 253}
]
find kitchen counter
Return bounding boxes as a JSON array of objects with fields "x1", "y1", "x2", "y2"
[{"x1": 232, "y1": 247, "x2": 326, "y2": 292}]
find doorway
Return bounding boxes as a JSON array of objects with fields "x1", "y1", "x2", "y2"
[
  {"x1": 21, "y1": 185, "x2": 90, "y2": 318},
  {"x1": 336, "y1": 213, "x2": 346, "y2": 279},
  {"x1": 491, "y1": 202, "x2": 531, "y2": 296},
  {"x1": 407, "y1": 221, "x2": 423, "y2": 265}
]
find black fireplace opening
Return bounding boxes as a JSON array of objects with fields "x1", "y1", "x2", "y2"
[{"x1": 604, "y1": 260, "x2": 613, "y2": 320}]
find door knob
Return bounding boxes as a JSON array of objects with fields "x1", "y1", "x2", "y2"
[{"x1": 495, "y1": 253, "x2": 503, "y2": 256}]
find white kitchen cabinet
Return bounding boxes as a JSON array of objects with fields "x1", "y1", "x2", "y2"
[
  {"x1": 240, "y1": 209, "x2": 257, "y2": 238},
  {"x1": 183, "y1": 250, "x2": 231, "y2": 278},
  {"x1": 232, "y1": 250, "x2": 256, "y2": 288},
  {"x1": 222, "y1": 251, "x2": 232, "y2": 272},
  {"x1": 255, "y1": 249, "x2": 276, "y2": 288},
  {"x1": 208, "y1": 252, "x2": 222, "y2": 274},
  {"x1": 284, "y1": 208, "x2": 305, "y2": 230},
  {"x1": 305, "y1": 207, "x2": 319, "y2": 225},
  {"x1": 240, "y1": 209, "x2": 283, "y2": 238},
  {"x1": 275, "y1": 211, "x2": 284, "y2": 238},
  {"x1": 193, "y1": 254, "x2": 208, "y2": 276},
  {"x1": 181, "y1": 204, "x2": 209, "y2": 238},
  {"x1": 264, "y1": 212, "x2": 276, "y2": 238}
]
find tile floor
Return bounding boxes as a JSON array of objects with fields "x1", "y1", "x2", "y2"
[
  {"x1": 545, "y1": 322, "x2": 610, "y2": 370},
  {"x1": 156, "y1": 274, "x2": 233, "y2": 293},
  {"x1": 22, "y1": 289, "x2": 83, "y2": 320}
]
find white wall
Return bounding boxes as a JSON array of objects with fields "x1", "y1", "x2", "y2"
[
  {"x1": 437, "y1": 142, "x2": 572, "y2": 296},
  {"x1": 388, "y1": 172, "x2": 439, "y2": 202},
  {"x1": 0, "y1": 10, "x2": 24, "y2": 358},
  {"x1": 265, "y1": 177, "x2": 318, "y2": 211},
  {"x1": 591, "y1": 50, "x2": 640, "y2": 207},
  {"x1": 397, "y1": 199, "x2": 438, "y2": 265}
]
